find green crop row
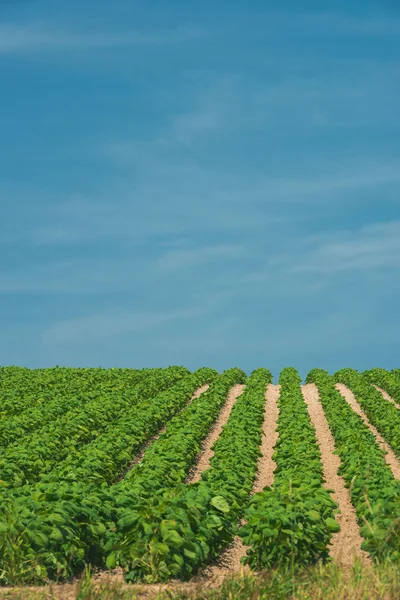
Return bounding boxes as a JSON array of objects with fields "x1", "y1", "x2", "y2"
[
  {"x1": 0, "y1": 368, "x2": 159, "y2": 449},
  {"x1": 0, "y1": 367, "x2": 148, "y2": 420},
  {"x1": 0, "y1": 366, "x2": 189, "y2": 488},
  {"x1": 110, "y1": 368, "x2": 245, "y2": 500},
  {"x1": 35, "y1": 367, "x2": 218, "y2": 486},
  {"x1": 307, "y1": 369, "x2": 400, "y2": 562},
  {"x1": 3, "y1": 368, "x2": 217, "y2": 510},
  {"x1": 0, "y1": 367, "x2": 72, "y2": 419},
  {"x1": 109, "y1": 368, "x2": 271, "y2": 582},
  {"x1": 363, "y1": 368, "x2": 400, "y2": 405},
  {"x1": 335, "y1": 368, "x2": 400, "y2": 458},
  {"x1": 240, "y1": 368, "x2": 339, "y2": 570},
  {"x1": 0, "y1": 368, "x2": 242, "y2": 584}
]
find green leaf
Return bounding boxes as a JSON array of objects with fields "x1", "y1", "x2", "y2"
[
  {"x1": 183, "y1": 548, "x2": 197, "y2": 559},
  {"x1": 162, "y1": 529, "x2": 184, "y2": 548},
  {"x1": 308, "y1": 510, "x2": 321, "y2": 521},
  {"x1": 173, "y1": 553, "x2": 184, "y2": 566},
  {"x1": 143, "y1": 523, "x2": 153, "y2": 536},
  {"x1": 325, "y1": 517, "x2": 340, "y2": 533},
  {"x1": 106, "y1": 552, "x2": 116, "y2": 569},
  {"x1": 152, "y1": 542, "x2": 170, "y2": 556},
  {"x1": 211, "y1": 495, "x2": 230, "y2": 513}
]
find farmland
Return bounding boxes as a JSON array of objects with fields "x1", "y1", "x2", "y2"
[{"x1": 1, "y1": 365, "x2": 400, "y2": 595}]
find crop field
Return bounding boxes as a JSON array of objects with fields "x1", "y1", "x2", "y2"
[{"x1": 1, "y1": 365, "x2": 400, "y2": 595}]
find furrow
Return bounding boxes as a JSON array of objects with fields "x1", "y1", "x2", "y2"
[
  {"x1": 302, "y1": 383, "x2": 370, "y2": 566},
  {"x1": 186, "y1": 383, "x2": 245, "y2": 484},
  {"x1": 335, "y1": 383, "x2": 400, "y2": 480},
  {"x1": 116, "y1": 384, "x2": 210, "y2": 481},
  {"x1": 205, "y1": 383, "x2": 280, "y2": 577},
  {"x1": 252, "y1": 383, "x2": 280, "y2": 493},
  {"x1": 372, "y1": 384, "x2": 400, "y2": 410}
]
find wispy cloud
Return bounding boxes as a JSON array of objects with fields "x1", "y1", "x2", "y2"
[
  {"x1": 0, "y1": 257, "x2": 150, "y2": 294},
  {"x1": 247, "y1": 12, "x2": 400, "y2": 37},
  {"x1": 260, "y1": 164, "x2": 400, "y2": 200},
  {"x1": 291, "y1": 221, "x2": 400, "y2": 274},
  {"x1": 41, "y1": 290, "x2": 233, "y2": 344},
  {"x1": 306, "y1": 14, "x2": 400, "y2": 36},
  {"x1": 0, "y1": 22, "x2": 208, "y2": 54},
  {"x1": 154, "y1": 244, "x2": 248, "y2": 273},
  {"x1": 232, "y1": 221, "x2": 400, "y2": 300},
  {"x1": 9, "y1": 156, "x2": 400, "y2": 253}
]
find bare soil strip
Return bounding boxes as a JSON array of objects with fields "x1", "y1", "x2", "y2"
[
  {"x1": 186, "y1": 384, "x2": 245, "y2": 484},
  {"x1": 203, "y1": 383, "x2": 281, "y2": 581},
  {"x1": 117, "y1": 385, "x2": 209, "y2": 481},
  {"x1": 335, "y1": 383, "x2": 400, "y2": 480},
  {"x1": 302, "y1": 383, "x2": 370, "y2": 566},
  {"x1": 252, "y1": 384, "x2": 281, "y2": 492},
  {"x1": 372, "y1": 384, "x2": 400, "y2": 410}
]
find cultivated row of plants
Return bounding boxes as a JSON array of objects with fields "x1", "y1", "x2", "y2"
[
  {"x1": 0, "y1": 368, "x2": 241, "y2": 584},
  {"x1": 335, "y1": 368, "x2": 400, "y2": 458},
  {"x1": 307, "y1": 369, "x2": 400, "y2": 562},
  {"x1": 363, "y1": 368, "x2": 400, "y2": 405},
  {"x1": 239, "y1": 367, "x2": 339, "y2": 570},
  {"x1": 5, "y1": 365, "x2": 400, "y2": 586},
  {"x1": 0, "y1": 367, "x2": 157, "y2": 449},
  {"x1": 0, "y1": 366, "x2": 189, "y2": 488},
  {"x1": 33, "y1": 367, "x2": 218, "y2": 486},
  {"x1": 0, "y1": 366, "x2": 115, "y2": 420},
  {"x1": 109, "y1": 368, "x2": 272, "y2": 582}
]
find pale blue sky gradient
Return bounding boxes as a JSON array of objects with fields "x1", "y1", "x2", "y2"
[{"x1": 1, "y1": 0, "x2": 399, "y2": 378}]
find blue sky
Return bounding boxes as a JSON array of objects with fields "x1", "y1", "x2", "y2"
[{"x1": 1, "y1": 0, "x2": 400, "y2": 378}]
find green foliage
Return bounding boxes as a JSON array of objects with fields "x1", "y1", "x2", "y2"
[
  {"x1": 0, "y1": 367, "x2": 188, "y2": 488},
  {"x1": 38, "y1": 367, "x2": 218, "y2": 486},
  {"x1": 0, "y1": 367, "x2": 151, "y2": 448},
  {"x1": 110, "y1": 368, "x2": 271, "y2": 582},
  {"x1": 5, "y1": 364, "x2": 400, "y2": 587},
  {"x1": 0, "y1": 368, "x2": 220, "y2": 583},
  {"x1": 307, "y1": 368, "x2": 400, "y2": 562},
  {"x1": 363, "y1": 368, "x2": 400, "y2": 405},
  {"x1": 239, "y1": 367, "x2": 339, "y2": 569},
  {"x1": 335, "y1": 368, "x2": 400, "y2": 458}
]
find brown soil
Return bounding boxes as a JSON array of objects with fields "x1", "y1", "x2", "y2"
[
  {"x1": 302, "y1": 383, "x2": 370, "y2": 567},
  {"x1": 117, "y1": 384, "x2": 210, "y2": 480},
  {"x1": 202, "y1": 383, "x2": 281, "y2": 582},
  {"x1": 186, "y1": 383, "x2": 245, "y2": 484},
  {"x1": 252, "y1": 384, "x2": 281, "y2": 493},
  {"x1": 335, "y1": 383, "x2": 400, "y2": 480},
  {"x1": 372, "y1": 384, "x2": 400, "y2": 410}
]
